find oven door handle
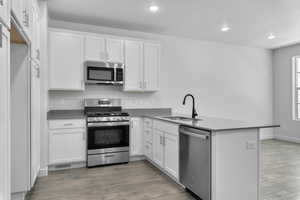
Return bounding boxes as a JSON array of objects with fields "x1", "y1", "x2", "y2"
[{"x1": 87, "y1": 121, "x2": 130, "y2": 127}]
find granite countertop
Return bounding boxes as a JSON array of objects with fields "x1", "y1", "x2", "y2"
[
  {"x1": 146, "y1": 115, "x2": 280, "y2": 132},
  {"x1": 47, "y1": 108, "x2": 172, "y2": 120}
]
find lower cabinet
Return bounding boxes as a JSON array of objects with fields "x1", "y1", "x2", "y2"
[
  {"x1": 143, "y1": 118, "x2": 179, "y2": 179},
  {"x1": 130, "y1": 117, "x2": 143, "y2": 156},
  {"x1": 163, "y1": 132, "x2": 179, "y2": 178},
  {"x1": 152, "y1": 129, "x2": 164, "y2": 167},
  {"x1": 49, "y1": 119, "x2": 86, "y2": 165}
]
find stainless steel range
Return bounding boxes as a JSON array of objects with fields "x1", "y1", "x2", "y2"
[{"x1": 84, "y1": 98, "x2": 130, "y2": 167}]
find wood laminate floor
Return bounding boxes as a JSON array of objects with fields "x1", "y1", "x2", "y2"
[{"x1": 28, "y1": 139, "x2": 300, "y2": 200}]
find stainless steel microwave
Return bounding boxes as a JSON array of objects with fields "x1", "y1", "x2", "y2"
[{"x1": 85, "y1": 61, "x2": 124, "y2": 85}]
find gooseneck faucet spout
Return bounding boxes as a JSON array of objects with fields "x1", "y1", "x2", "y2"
[{"x1": 183, "y1": 94, "x2": 198, "y2": 119}]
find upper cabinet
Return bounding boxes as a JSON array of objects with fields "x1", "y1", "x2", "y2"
[
  {"x1": 85, "y1": 36, "x2": 106, "y2": 61},
  {"x1": 124, "y1": 40, "x2": 160, "y2": 92},
  {"x1": 124, "y1": 40, "x2": 144, "y2": 91},
  {"x1": 0, "y1": 0, "x2": 10, "y2": 28},
  {"x1": 106, "y1": 38, "x2": 124, "y2": 63},
  {"x1": 49, "y1": 29, "x2": 85, "y2": 91},
  {"x1": 143, "y1": 43, "x2": 160, "y2": 91},
  {"x1": 84, "y1": 36, "x2": 124, "y2": 63}
]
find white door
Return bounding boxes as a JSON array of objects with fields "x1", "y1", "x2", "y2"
[
  {"x1": 30, "y1": 61, "x2": 40, "y2": 187},
  {"x1": 144, "y1": 43, "x2": 160, "y2": 91},
  {"x1": 0, "y1": 0, "x2": 9, "y2": 27},
  {"x1": 0, "y1": 24, "x2": 10, "y2": 200},
  {"x1": 49, "y1": 129, "x2": 86, "y2": 164},
  {"x1": 152, "y1": 129, "x2": 164, "y2": 168},
  {"x1": 164, "y1": 132, "x2": 179, "y2": 179},
  {"x1": 124, "y1": 40, "x2": 143, "y2": 91},
  {"x1": 130, "y1": 118, "x2": 143, "y2": 156},
  {"x1": 85, "y1": 36, "x2": 106, "y2": 61},
  {"x1": 106, "y1": 38, "x2": 124, "y2": 63},
  {"x1": 49, "y1": 30, "x2": 85, "y2": 90}
]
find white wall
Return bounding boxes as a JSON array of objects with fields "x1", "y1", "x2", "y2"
[
  {"x1": 48, "y1": 20, "x2": 275, "y2": 140},
  {"x1": 273, "y1": 44, "x2": 300, "y2": 142}
]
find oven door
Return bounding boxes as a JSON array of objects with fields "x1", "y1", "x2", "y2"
[
  {"x1": 86, "y1": 66, "x2": 115, "y2": 84},
  {"x1": 87, "y1": 122, "x2": 130, "y2": 154}
]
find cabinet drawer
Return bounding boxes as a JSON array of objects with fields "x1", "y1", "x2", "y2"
[
  {"x1": 144, "y1": 129, "x2": 153, "y2": 143},
  {"x1": 144, "y1": 118, "x2": 153, "y2": 128},
  {"x1": 153, "y1": 120, "x2": 179, "y2": 135},
  {"x1": 49, "y1": 119, "x2": 86, "y2": 130}
]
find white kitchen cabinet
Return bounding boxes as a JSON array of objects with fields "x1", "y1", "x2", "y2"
[
  {"x1": 49, "y1": 29, "x2": 85, "y2": 90},
  {"x1": 123, "y1": 41, "x2": 160, "y2": 92},
  {"x1": 106, "y1": 38, "x2": 124, "y2": 63},
  {"x1": 49, "y1": 119, "x2": 86, "y2": 165},
  {"x1": 164, "y1": 132, "x2": 179, "y2": 178},
  {"x1": 30, "y1": 61, "x2": 40, "y2": 186},
  {"x1": 145, "y1": 118, "x2": 179, "y2": 179},
  {"x1": 143, "y1": 43, "x2": 160, "y2": 91},
  {"x1": 152, "y1": 129, "x2": 164, "y2": 168},
  {"x1": 84, "y1": 35, "x2": 106, "y2": 61},
  {"x1": 0, "y1": 0, "x2": 10, "y2": 28},
  {"x1": 0, "y1": 24, "x2": 10, "y2": 200},
  {"x1": 124, "y1": 40, "x2": 144, "y2": 91},
  {"x1": 130, "y1": 117, "x2": 143, "y2": 156}
]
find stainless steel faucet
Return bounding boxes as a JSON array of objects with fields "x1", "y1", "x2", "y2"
[{"x1": 183, "y1": 94, "x2": 198, "y2": 119}]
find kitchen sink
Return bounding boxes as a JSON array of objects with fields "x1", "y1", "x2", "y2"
[{"x1": 162, "y1": 116, "x2": 203, "y2": 122}]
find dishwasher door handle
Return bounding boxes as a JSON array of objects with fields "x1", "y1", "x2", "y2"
[{"x1": 180, "y1": 129, "x2": 209, "y2": 140}]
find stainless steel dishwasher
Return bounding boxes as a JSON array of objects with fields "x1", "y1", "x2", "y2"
[{"x1": 179, "y1": 126, "x2": 211, "y2": 200}]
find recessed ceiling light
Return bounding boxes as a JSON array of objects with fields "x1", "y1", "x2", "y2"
[
  {"x1": 149, "y1": 4, "x2": 159, "y2": 13},
  {"x1": 268, "y1": 33, "x2": 276, "y2": 40},
  {"x1": 221, "y1": 25, "x2": 231, "y2": 32}
]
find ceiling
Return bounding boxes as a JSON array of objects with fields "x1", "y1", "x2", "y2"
[{"x1": 48, "y1": 0, "x2": 300, "y2": 49}]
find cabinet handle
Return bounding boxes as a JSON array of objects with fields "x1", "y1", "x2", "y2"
[
  {"x1": 159, "y1": 136, "x2": 162, "y2": 145},
  {"x1": 63, "y1": 123, "x2": 73, "y2": 126},
  {"x1": 36, "y1": 49, "x2": 40, "y2": 60},
  {"x1": 163, "y1": 137, "x2": 166, "y2": 146},
  {"x1": 0, "y1": 0, "x2": 4, "y2": 6}
]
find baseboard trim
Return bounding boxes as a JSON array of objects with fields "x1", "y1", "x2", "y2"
[
  {"x1": 130, "y1": 155, "x2": 146, "y2": 162},
  {"x1": 38, "y1": 167, "x2": 48, "y2": 177},
  {"x1": 275, "y1": 135, "x2": 300, "y2": 144},
  {"x1": 11, "y1": 192, "x2": 26, "y2": 200},
  {"x1": 48, "y1": 161, "x2": 86, "y2": 171}
]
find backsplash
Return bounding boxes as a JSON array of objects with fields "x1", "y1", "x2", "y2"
[{"x1": 48, "y1": 85, "x2": 165, "y2": 110}]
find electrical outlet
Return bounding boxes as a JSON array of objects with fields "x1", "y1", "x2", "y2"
[{"x1": 246, "y1": 141, "x2": 257, "y2": 150}]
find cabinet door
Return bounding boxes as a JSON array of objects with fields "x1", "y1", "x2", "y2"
[
  {"x1": 85, "y1": 36, "x2": 106, "y2": 61},
  {"x1": 0, "y1": 24, "x2": 10, "y2": 200},
  {"x1": 106, "y1": 38, "x2": 124, "y2": 63},
  {"x1": 49, "y1": 30, "x2": 85, "y2": 90},
  {"x1": 0, "y1": 0, "x2": 10, "y2": 27},
  {"x1": 164, "y1": 132, "x2": 179, "y2": 179},
  {"x1": 49, "y1": 129, "x2": 86, "y2": 164},
  {"x1": 124, "y1": 40, "x2": 143, "y2": 91},
  {"x1": 130, "y1": 118, "x2": 143, "y2": 156},
  {"x1": 152, "y1": 129, "x2": 164, "y2": 168},
  {"x1": 144, "y1": 43, "x2": 160, "y2": 91},
  {"x1": 30, "y1": 61, "x2": 40, "y2": 186}
]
